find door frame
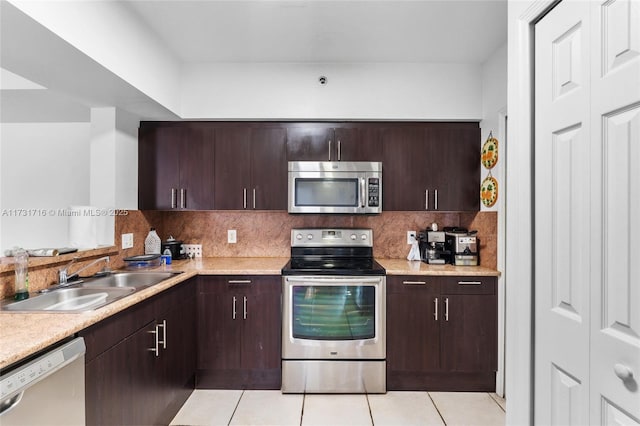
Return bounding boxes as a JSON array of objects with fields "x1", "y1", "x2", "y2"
[{"x1": 505, "y1": 1, "x2": 560, "y2": 424}]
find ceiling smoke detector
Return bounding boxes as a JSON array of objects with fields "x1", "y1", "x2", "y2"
[{"x1": 318, "y1": 76, "x2": 327, "y2": 85}]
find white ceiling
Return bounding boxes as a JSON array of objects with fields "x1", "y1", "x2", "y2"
[{"x1": 124, "y1": 0, "x2": 507, "y2": 64}]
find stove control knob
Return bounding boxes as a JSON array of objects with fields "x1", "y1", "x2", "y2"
[
  {"x1": 307, "y1": 234, "x2": 313, "y2": 240},
  {"x1": 361, "y1": 234, "x2": 368, "y2": 240},
  {"x1": 295, "y1": 234, "x2": 303, "y2": 240},
  {"x1": 350, "y1": 234, "x2": 357, "y2": 240}
]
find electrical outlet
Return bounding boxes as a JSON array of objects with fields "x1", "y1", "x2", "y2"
[
  {"x1": 228, "y1": 230, "x2": 237, "y2": 244},
  {"x1": 121, "y1": 233, "x2": 134, "y2": 249},
  {"x1": 407, "y1": 231, "x2": 416, "y2": 244},
  {"x1": 183, "y1": 244, "x2": 202, "y2": 258}
]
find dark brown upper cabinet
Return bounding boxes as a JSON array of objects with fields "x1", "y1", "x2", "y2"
[
  {"x1": 285, "y1": 123, "x2": 382, "y2": 162},
  {"x1": 214, "y1": 125, "x2": 287, "y2": 210},
  {"x1": 382, "y1": 122, "x2": 480, "y2": 212},
  {"x1": 138, "y1": 124, "x2": 215, "y2": 210}
]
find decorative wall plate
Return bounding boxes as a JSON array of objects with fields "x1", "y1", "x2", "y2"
[
  {"x1": 481, "y1": 175, "x2": 498, "y2": 207},
  {"x1": 482, "y1": 133, "x2": 499, "y2": 169}
]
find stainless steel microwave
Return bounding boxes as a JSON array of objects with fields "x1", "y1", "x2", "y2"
[{"x1": 288, "y1": 161, "x2": 382, "y2": 214}]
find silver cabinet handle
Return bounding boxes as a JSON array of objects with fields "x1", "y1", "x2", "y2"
[
  {"x1": 243, "y1": 296, "x2": 247, "y2": 320},
  {"x1": 614, "y1": 364, "x2": 634, "y2": 381},
  {"x1": 232, "y1": 296, "x2": 237, "y2": 320},
  {"x1": 252, "y1": 188, "x2": 256, "y2": 209},
  {"x1": 337, "y1": 139, "x2": 341, "y2": 161},
  {"x1": 434, "y1": 189, "x2": 438, "y2": 210},
  {"x1": 148, "y1": 326, "x2": 159, "y2": 357},
  {"x1": 180, "y1": 188, "x2": 186, "y2": 209},
  {"x1": 402, "y1": 280, "x2": 426, "y2": 285},
  {"x1": 228, "y1": 280, "x2": 252, "y2": 284},
  {"x1": 171, "y1": 188, "x2": 177, "y2": 209},
  {"x1": 425, "y1": 189, "x2": 429, "y2": 210},
  {"x1": 243, "y1": 188, "x2": 247, "y2": 209},
  {"x1": 360, "y1": 177, "x2": 366, "y2": 208},
  {"x1": 157, "y1": 319, "x2": 167, "y2": 350},
  {"x1": 328, "y1": 139, "x2": 332, "y2": 161},
  {"x1": 434, "y1": 297, "x2": 439, "y2": 321},
  {"x1": 445, "y1": 297, "x2": 449, "y2": 321},
  {"x1": 458, "y1": 281, "x2": 482, "y2": 285}
]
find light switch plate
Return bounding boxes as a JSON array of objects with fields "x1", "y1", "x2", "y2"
[
  {"x1": 228, "y1": 230, "x2": 237, "y2": 244},
  {"x1": 121, "y1": 233, "x2": 134, "y2": 249}
]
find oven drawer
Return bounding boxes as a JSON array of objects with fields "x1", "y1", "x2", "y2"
[{"x1": 282, "y1": 360, "x2": 385, "y2": 393}]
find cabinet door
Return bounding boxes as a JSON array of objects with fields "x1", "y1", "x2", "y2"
[
  {"x1": 250, "y1": 127, "x2": 287, "y2": 210},
  {"x1": 179, "y1": 127, "x2": 216, "y2": 210},
  {"x1": 286, "y1": 124, "x2": 334, "y2": 161},
  {"x1": 214, "y1": 127, "x2": 251, "y2": 209},
  {"x1": 381, "y1": 126, "x2": 430, "y2": 211},
  {"x1": 85, "y1": 321, "x2": 160, "y2": 426},
  {"x1": 386, "y1": 276, "x2": 441, "y2": 388},
  {"x1": 240, "y1": 276, "x2": 282, "y2": 388},
  {"x1": 440, "y1": 294, "x2": 497, "y2": 373},
  {"x1": 335, "y1": 127, "x2": 383, "y2": 161},
  {"x1": 430, "y1": 125, "x2": 480, "y2": 211},
  {"x1": 138, "y1": 126, "x2": 181, "y2": 210},
  {"x1": 197, "y1": 277, "x2": 242, "y2": 372},
  {"x1": 157, "y1": 292, "x2": 196, "y2": 422}
]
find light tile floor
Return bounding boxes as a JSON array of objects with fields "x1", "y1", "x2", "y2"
[{"x1": 171, "y1": 390, "x2": 506, "y2": 426}]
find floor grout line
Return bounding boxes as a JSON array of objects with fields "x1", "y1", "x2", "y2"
[
  {"x1": 488, "y1": 392, "x2": 507, "y2": 413},
  {"x1": 427, "y1": 391, "x2": 448, "y2": 426},
  {"x1": 227, "y1": 389, "x2": 244, "y2": 426}
]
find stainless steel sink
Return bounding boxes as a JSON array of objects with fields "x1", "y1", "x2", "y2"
[
  {"x1": 2, "y1": 288, "x2": 135, "y2": 312},
  {"x1": 2, "y1": 271, "x2": 183, "y2": 312},
  {"x1": 79, "y1": 271, "x2": 181, "y2": 290}
]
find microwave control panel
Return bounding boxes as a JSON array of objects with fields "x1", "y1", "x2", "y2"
[{"x1": 368, "y1": 178, "x2": 380, "y2": 207}]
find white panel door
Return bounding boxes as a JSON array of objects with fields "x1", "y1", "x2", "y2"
[
  {"x1": 535, "y1": 0, "x2": 640, "y2": 424},
  {"x1": 589, "y1": 0, "x2": 640, "y2": 423},
  {"x1": 535, "y1": 2, "x2": 592, "y2": 424}
]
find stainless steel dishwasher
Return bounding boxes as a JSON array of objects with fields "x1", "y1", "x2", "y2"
[{"x1": 0, "y1": 337, "x2": 85, "y2": 425}]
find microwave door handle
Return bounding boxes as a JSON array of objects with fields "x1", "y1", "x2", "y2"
[{"x1": 360, "y1": 177, "x2": 366, "y2": 208}]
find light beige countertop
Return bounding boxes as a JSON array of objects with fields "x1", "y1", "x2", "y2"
[
  {"x1": 376, "y1": 259, "x2": 501, "y2": 276},
  {"x1": 0, "y1": 257, "x2": 288, "y2": 370},
  {"x1": 0, "y1": 256, "x2": 499, "y2": 370}
]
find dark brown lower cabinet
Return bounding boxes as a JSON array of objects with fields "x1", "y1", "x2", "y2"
[
  {"x1": 196, "y1": 275, "x2": 281, "y2": 389},
  {"x1": 80, "y1": 279, "x2": 196, "y2": 426},
  {"x1": 386, "y1": 275, "x2": 497, "y2": 391}
]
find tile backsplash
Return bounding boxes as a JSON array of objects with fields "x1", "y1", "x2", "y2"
[{"x1": 0, "y1": 210, "x2": 497, "y2": 298}]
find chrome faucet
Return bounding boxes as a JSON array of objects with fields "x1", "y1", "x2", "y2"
[{"x1": 59, "y1": 256, "x2": 111, "y2": 285}]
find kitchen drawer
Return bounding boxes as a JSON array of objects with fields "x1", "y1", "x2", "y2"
[
  {"x1": 386, "y1": 275, "x2": 440, "y2": 294},
  {"x1": 440, "y1": 276, "x2": 496, "y2": 295}
]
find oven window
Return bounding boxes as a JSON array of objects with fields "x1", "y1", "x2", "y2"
[
  {"x1": 291, "y1": 285, "x2": 376, "y2": 340},
  {"x1": 295, "y1": 178, "x2": 358, "y2": 207}
]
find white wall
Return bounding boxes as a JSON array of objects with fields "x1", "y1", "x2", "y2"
[
  {"x1": 480, "y1": 43, "x2": 507, "y2": 214},
  {"x1": 181, "y1": 62, "x2": 483, "y2": 120},
  {"x1": 0, "y1": 122, "x2": 91, "y2": 251},
  {"x1": 7, "y1": 0, "x2": 182, "y2": 115}
]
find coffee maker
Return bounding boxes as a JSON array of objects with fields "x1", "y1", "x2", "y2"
[
  {"x1": 444, "y1": 227, "x2": 479, "y2": 266},
  {"x1": 418, "y1": 224, "x2": 452, "y2": 264}
]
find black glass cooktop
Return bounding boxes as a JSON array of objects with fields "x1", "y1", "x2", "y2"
[{"x1": 282, "y1": 257, "x2": 386, "y2": 276}]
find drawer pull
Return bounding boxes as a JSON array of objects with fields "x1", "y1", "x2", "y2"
[
  {"x1": 402, "y1": 281, "x2": 427, "y2": 285},
  {"x1": 228, "y1": 280, "x2": 252, "y2": 284},
  {"x1": 458, "y1": 281, "x2": 482, "y2": 285},
  {"x1": 444, "y1": 297, "x2": 449, "y2": 321}
]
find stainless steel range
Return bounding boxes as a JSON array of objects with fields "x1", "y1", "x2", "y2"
[{"x1": 281, "y1": 228, "x2": 386, "y2": 394}]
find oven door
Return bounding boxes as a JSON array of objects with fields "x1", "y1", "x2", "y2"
[{"x1": 282, "y1": 276, "x2": 386, "y2": 359}]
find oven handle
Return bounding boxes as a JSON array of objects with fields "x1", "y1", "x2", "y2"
[{"x1": 285, "y1": 276, "x2": 382, "y2": 284}]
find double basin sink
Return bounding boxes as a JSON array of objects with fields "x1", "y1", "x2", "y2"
[{"x1": 2, "y1": 271, "x2": 182, "y2": 312}]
